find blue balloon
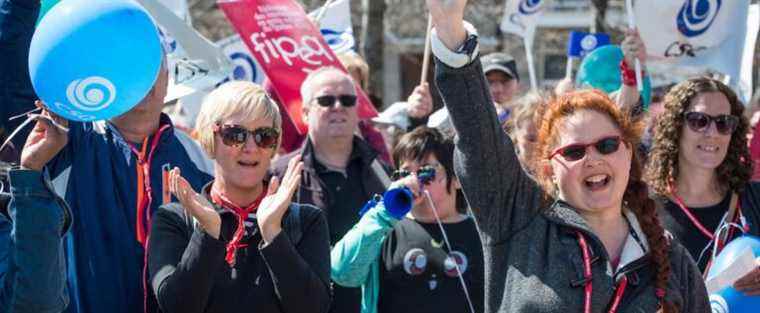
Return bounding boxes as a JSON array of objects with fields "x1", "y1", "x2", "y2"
[
  {"x1": 575, "y1": 45, "x2": 652, "y2": 110},
  {"x1": 706, "y1": 236, "x2": 760, "y2": 313},
  {"x1": 29, "y1": 0, "x2": 162, "y2": 121}
]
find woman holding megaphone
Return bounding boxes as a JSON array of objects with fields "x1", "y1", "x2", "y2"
[
  {"x1": 646, "y1": 77, "x2": 760, "y2": 295},
  {"x1": 426, "y1": 0, "x2": 709, "y2": 312},
  {"x1": 331, "y1": 127, "x2": 484, "y2": 313}
]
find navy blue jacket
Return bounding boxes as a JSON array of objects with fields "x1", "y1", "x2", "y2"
[{"x1": 47, "y1": 115, "x2": 213, "y2": 313}]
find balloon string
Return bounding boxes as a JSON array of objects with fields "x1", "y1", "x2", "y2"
[
  {"x1": 0, "y1": 114, "x2": 69, "y2": 155},
  {"x1": 423, "y1": 190, "x2": 476, "y2": 313}
]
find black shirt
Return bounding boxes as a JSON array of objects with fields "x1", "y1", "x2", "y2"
[
  {"x1": 378, "y1": 217, "x2": 484, "y2": 313},
  {"x1": 660, "y1": 193, "x2": 731, "y2": 272},
  {"x1": 316, "y1": 154, "x2": 369, "y2": 313}
]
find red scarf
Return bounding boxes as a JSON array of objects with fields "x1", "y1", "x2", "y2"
[{"x1": 210, "y1": 188, "x2": 266, "y2": 267}]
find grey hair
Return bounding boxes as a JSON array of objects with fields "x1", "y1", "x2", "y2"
[{"x1": 299, "y1": 66, "x2": 355, "y2": 106}]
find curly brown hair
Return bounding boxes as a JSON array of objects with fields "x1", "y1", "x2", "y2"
[
  {"x1": 535, "y1": 90, "x2": 678, "y2": 312},
  {"x1": 645, "y1": 77, "x2": 752, "y2": 196}
]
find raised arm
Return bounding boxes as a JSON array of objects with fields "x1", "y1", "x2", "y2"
[{"x1": 427, "y1": 0, "x2": 543, "y2": 244}]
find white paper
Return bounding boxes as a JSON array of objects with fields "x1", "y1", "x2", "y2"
[{"x1": 705, "y1": 248, "x2": 758, "y2": 294}]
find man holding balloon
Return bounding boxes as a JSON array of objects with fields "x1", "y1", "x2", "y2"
[{"x1": 0, "y1": 1, "x2": 213, "y2": 313}]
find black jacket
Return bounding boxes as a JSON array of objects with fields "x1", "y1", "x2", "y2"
[
  {"x1": 271, "y1": 136, "x2": 390, "y2": 212},
  {"x1": 147, "y1": 183, "x2": 331, "y2": 313}
]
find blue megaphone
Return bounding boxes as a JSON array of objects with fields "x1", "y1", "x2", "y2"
[
  {"x1": 29, "y1": 0, "x2": 163, "y2": 121},
  {"x1": 706, "y1": 235, "x2": 760, "y2": 313}
]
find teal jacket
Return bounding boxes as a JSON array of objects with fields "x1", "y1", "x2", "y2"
[{"x1": 330, "y1": 200, "x2": 400, "y2": 313}]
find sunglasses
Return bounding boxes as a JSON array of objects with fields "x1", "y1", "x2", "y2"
[
  {"x1": 549, "y1": 136, "x2": 623, "y2": 162},
  {"x1": 684, "y1": 112, "x2": 738, "y2": 135},
  {"x1": 314, "y1": 94, "x2": 357, "y2": 108},
  {"x1": 391, "y1": 164, "x2": 438, "y2": 185},
  {"x1": 214, "y1": 124, "x2": 279, "y2": 149}
]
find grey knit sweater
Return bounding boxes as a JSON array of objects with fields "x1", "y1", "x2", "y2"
[{"x1": 433, "y1": 53, "x2": 710, "y2": 313}]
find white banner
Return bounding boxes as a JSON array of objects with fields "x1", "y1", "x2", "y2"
[
  {"x1": 499, "y1": 0, "x2": 548, "y2": 40},
  {"x1": 216, "y1": 35, "x2": 267, "y2": 85},
  {"x1": 499, "y1": 0, "x2": 548, "y2": 90},
  {"x1": 136, "y1": 0, "x2": 233, "y2": 102},
  {"x1": 634, "y1": 0, "x2": 756, "y2": 103},
  {"x1": 308, "y1": 0, "x2": 355, "y2": 54}
]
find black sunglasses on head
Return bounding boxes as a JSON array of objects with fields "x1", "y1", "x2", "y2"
[
  {"x1": 314, "y1": 94, "x2": 357, "y2": 108},
  {"x1": 683, "y1": 111, "x2": 739, "y2": 135},
  {"x1": 391, "y1": 165, "x2": 438, "y2": 185},
  {"x1": 549, "y1": 136, "x2": 623, "y2": 162},
  {"x1": 214, "y1": 124, "x2": 279, "y2": 149}
]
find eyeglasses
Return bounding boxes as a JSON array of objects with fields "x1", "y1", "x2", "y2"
[
  {"x1": 213, "y1": 124, "x2": 279, "y2": 149},
  {"x1": 684, "y1": 111, "x2": 738, "y2": 135},
  {"x1": 391, "y1": 164, "x2": 439, "y2": 185},
  {"x1": 314, "y1": 94, "x2": 357, "y2": 108},
  {"x1": 549, "y1": 136, "x2": 623, "y2": 162}
]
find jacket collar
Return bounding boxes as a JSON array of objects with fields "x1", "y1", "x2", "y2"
[
  {"x1": 300, "y1": 135, "x2": 379, "y2": 171},
  {"x1": 545, "y1": 200, "x2": 650, "y2": 270},
  {"x1": 106, "y1": 113, "x2": 175, "y2": 145}
]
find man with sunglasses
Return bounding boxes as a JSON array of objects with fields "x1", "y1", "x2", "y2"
[
  {"x1": 331, "y1": 127, "x2": 483, "y2": 313},
  {"x1": 5, "y1": 62, "x2": 214, "y2": 313},
  {"x1": 272, "y1": 66, "x2": 391, "y2": 313}
]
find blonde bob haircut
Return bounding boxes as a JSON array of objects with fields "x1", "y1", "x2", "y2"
[{"x1": 195, "y1": 81, "x2": 282, "y2": 157}]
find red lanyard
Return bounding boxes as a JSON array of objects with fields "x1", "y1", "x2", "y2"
[
  {"x1": 576, "y1": 231, "x2": 629, "y2": 313},
  {"x1": 668, "y1": 184, "x2": 744, "y2": 246},
  {"x1": 210, "y1": 188, "x2": 265, "y2": 267},
  {"x1": 127, "y1": 124, "x2": 171, "y2": 246}
]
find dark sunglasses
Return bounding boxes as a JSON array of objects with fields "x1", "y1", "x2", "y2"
[
  {"x1": 549, "y1": 136, "x2": 623, "y2": 162},
  {"x1": 314, "y1": 94, "x2": 357, "y2": 108},
  {"x1": 684, "y1": 111, "x2": 739, "y2": 135},
  {"x1": 391, "y1": 165, "x2": 438, "y2": 185},
  {"x1": 214, "y1": 124, "x2": 279, "y2": 149}
]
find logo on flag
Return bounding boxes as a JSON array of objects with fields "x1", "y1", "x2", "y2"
[
  {"x1": 677, "y1": 0, "x2": 722, "y2": 37},
  {"x1": 215, "y1": 34, "x2": 266, "y2": 86},
  {"x1": 567, "y1": 32, "x2": 610, "y2": 58},
  {"x1": 320, "y1": 28, "x2": 355, "y2": 54},
  {"x1": 518, "y1": 0, "x2": 543, "y2": 15},
  {"x1": 308, "y1": 0, "x2": 355, "y2": 54}
]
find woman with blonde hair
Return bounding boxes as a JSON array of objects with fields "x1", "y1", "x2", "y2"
[
  {"x1": 426, "y1": 0, "x2": 708, "y2": 311},
  {"x1": 148, "y1": 81, "x2": 331, "y2": 313},
  {"x1": 646, "y1": 77, "x2": 760, "y2": 294}
]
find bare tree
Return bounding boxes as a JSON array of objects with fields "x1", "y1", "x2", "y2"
[{"x1": 361, "y1": 0, "x2": 385, "y2": 102}]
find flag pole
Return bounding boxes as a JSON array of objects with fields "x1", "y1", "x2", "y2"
[
  {"x1": 524, "y1": 35, "x2": 538, "y2": 91},
  {"x1": 420, "y1": 14, "x2": 433, "y2": 85},
  {"x1": 625, "y1": 0, "x2": 644, "y2": 92},
  {"x1": 314, "y1": 0, "x2": 335, "y2": 26}
]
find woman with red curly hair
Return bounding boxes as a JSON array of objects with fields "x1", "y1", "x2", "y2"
[
  {"x1": 645, "y1": 77, "x2": 760, "y2": 294},
  {"x1": 426, "y1": 1, "x2": 708, "y2": 312}
]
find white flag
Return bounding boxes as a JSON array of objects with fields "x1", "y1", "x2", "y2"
[
  {"x1": 136, "y1": 0, "x2": 233, "y2": 102},
  {"x1": 499, "y1": 0, "x2": 549, "y2": 90},
  {"x1": 308, "y1": 0, "x2": 355, "y2": 54},
  {"x1": 500, "y1": 0, "x2": 548, "y2": 40},
  {"x1": 634, "y1": 0, "x2": 756, "y2": 103},
  {"x1": 216, "y1": 35, "x2": 267, "y2": 85}
]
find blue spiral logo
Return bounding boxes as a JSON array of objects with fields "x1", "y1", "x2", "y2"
[
  {"x1": 65, "y1": 76, "x2": 117, "y2": 111},
  {"x1": 518, "y1": 0, "x2": 543, "y2": 15},
  {"x1": 229, "y1": 52, "x2": 258, "y2": 82},
  {"x1": 709, "y1": 294, "x2": 728, "y2": 313},
  {"x1": 677, "y1": 0, "x2": 722, "y2": 37},
  {"x1": 320, "y1": 28, "x2": 355, "y2": 54}
]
